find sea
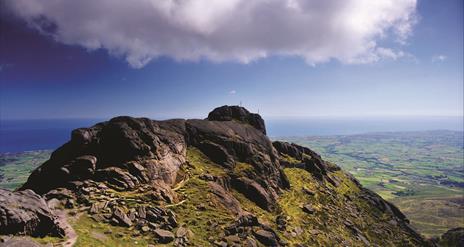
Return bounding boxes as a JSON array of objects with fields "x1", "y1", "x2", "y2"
[{"x1": 1, "y1": 116, "x2": 463, "y2": 153}]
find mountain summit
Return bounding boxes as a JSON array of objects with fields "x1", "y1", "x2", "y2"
[{"x1": 0, "y1": 106, "x2": 433, "y2": 246}]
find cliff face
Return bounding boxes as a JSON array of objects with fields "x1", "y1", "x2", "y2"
[{"x1": 2, "y1": 106, "x2": 433, "y2": 246}]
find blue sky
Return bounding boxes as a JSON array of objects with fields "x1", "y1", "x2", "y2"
[{"x1": 0, "y1": 0, "x2": 462, "y2": 120}]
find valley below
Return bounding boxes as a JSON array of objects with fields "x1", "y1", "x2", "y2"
[{"x1": 278, "y1": 130, "x2": 464, "y2": 237}]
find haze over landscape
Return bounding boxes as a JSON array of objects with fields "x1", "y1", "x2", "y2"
[{"x1": 0, "y1": 0, "x2": 463, "y2": 246}]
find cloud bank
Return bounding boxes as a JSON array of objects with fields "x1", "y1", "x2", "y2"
[{"x1": 5, "y1": 0, "x2": 417, "y2": 68}]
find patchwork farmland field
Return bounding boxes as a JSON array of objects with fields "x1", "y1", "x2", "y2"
[{"x1": 0, "y1": 150, "x2": 52, "y2": 190}]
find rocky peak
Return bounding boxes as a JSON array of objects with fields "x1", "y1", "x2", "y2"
[
  {"x1": 0, "y1": 106, "x2": 434, "y2": 246},
  {"x1": 207, "y1": 105, "x2": 266, "y2": 135},
  {"x1": 20, "y1": 106, "x2": 287, "y2": 211}
]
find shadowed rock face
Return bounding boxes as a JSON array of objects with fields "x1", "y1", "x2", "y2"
[
  {"x1": 436, "y1": 227, "x2": 464, "y2": 247},
  {"x1": 186, "y1": 119, "x2": 289, "y2": 209},
  {"x1": 21, "y1": 117, "x2": 188, "y2": 194},
  {"x1": 273, "y1": 141, "x2": 335, "y2": 181},
  {"x1": 207, "y1": 105, "x2": 266, "y2": 135},
  {"x1": 0, "y1": 189, "x2": 64, "y2": 237}
]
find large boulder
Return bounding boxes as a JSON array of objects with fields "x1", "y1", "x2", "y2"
[
  {"x1": 272, "y1": 141, "x2": 317, "y2": 161},
  {"x1": 0, "y1": 189, "x2": 64, "y2": 237},
  {"x1": 154, "y1": 229, "x2": 175, "y2": 243},
  {"x1": 253, "y1": 229, "x2": 279, "y2": 246},
  {"x1": 20, "y1": 118, "x2": 187, "y2": 194},
  {"x1": 273, "y1": 141, "x2": 334, "y2": 180},
  {"x1": 112, "y1": 207, "x2": 133, "y2": 227},
  {"x1": 437, "y1": 227, "x2": 464, "y2": 247},
  {"x1": 207, "y1": 105, "x2": 266, "y2": 135},
  {"x1": 231, "y1": 176, "x2": 274, "y2": 211},
  {"x1": 208, "y1": 181, "x2": 243, "y2": 215}
]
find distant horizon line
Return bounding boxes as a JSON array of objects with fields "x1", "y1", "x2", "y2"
[{"x1": 1, "y1": 114, "x2": 463, "y2": 121}]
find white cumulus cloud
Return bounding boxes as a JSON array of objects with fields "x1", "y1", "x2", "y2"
[{"x1": 4, "y1": 0, "x2": 418, "y2": 68}]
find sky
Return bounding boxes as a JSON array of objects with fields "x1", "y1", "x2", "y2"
[{"x1": 0, "y1": 0, "x2": 462, "y2": 120}]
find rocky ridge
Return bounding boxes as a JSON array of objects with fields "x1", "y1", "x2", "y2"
[{"x1": 0, "y1": 105, "x2": 435, "y2": 246}]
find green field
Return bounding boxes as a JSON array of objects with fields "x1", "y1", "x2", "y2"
[
  {"x1": 279, "y1": 130, "x2": 464, "y2": 237},
  {"x1": 0, "y1": 150, "x2": 52, "y2": 190}
]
